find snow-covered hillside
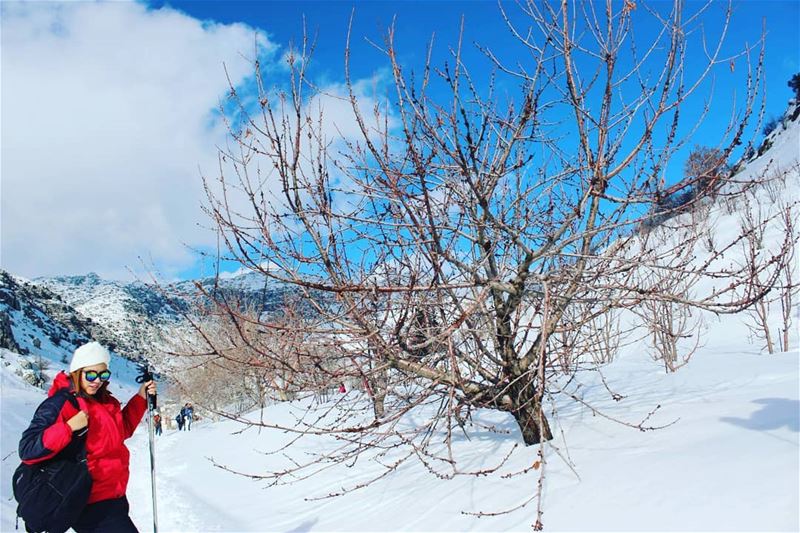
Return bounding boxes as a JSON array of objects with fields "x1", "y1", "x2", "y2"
[
  {"x1": 26, "y1": 271, "x2": 297, "y2": 360},
  {"x1": 37, "y1": 273, "x2": 179, "y2": 325},
  {"x1": 1, "y1": 338, "x2": 797, "y2": 531},
  {"x1": 0, "y1": 271, "x2": 127, "y2": 375},
  {"x1": 128, "y1": 349, "x2": 798, "y2": 532},
  {"x1": 1, "y1": 105, "x2": 798, "y2": 531},
  {"x1": 33, "y1": 273, "x2": 186, "y2": 358}
]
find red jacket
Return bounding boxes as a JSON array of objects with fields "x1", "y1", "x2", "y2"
[{"x1": 19, "y1": 371, "x2": 147, "y2": 504}]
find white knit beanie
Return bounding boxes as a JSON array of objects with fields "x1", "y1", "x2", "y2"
[{"x1": 69, "y1": 342, "x2": 111, "y2": 372}]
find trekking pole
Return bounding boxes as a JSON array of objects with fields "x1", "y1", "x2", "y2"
[{"x1": 137, "y1": 364, "x2": 159, "y2": 533}]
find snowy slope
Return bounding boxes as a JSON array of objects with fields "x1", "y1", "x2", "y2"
[
  {"x1": 31, "y1": 271, "x2": 296, "y2": 360},
  {"x1": 0, "y1": 271, "x2": 120, "y2": 371},
  {"x1": 33, "y1": 273, "x2": 185, "y2": 358},
  {"x1": 1, "y1": 345, "x2": 796, "y2": 532},
  {"x1": 121, "y1": 349, "x2": 797, "y2": 532}
]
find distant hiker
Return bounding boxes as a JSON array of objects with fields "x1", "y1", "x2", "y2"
[
  {"x1": 316, "y1": 388, "x2": 329, "y2": 403},
  {"x1": 153, "y1": 413, "x2": 162, "y2": 436},
  {"x1": 15, "y1": 341, "x2": 156, "y2": 532},
  {"x1": 338, "y1": 383, "x2": 346, "y2": 394},
  {"x1": 181, "y1": 403, "x2": 194, "y2": 431},
  {"x1": 175, "y1": 412, "x2": 184, "y2": 431}
]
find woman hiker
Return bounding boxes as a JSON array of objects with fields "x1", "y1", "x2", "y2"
[{"x1": 17, "y1": 341, "x2": 156, "y2": 532}]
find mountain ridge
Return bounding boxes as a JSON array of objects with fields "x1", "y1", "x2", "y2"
[{"x1": 0, "y1": 267, "x2": 297, "y2": 381}]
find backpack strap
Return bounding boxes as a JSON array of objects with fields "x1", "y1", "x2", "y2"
[
  {"x1": 65, "y1": 393, "x2": 79, "y2": 410},
  {"x1": 55, "y1": 389, "x2": 84, "y2": 415},
  {"x1": 54, "y1": 390, "x2": 89, "y2": 457}
]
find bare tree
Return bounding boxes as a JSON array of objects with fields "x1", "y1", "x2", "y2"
[
  {"x1": 155, "y1": 292, "x2": 326, "y2": 417},
  {"x1": 684, "y1": 146, "x2": 730, "y2": 197},
  {"x1": 744, "y1": 201, "x2": 800, "y2": 353},
  {"x1": 642, "y1": 295, "x2": 705, "y2": 373},
  {"x1": 185, "y1": 0, "x2": 789, "y2": 519},
  {"x1": 776, "y1": 207, "x2": 799, "y2": 352}
]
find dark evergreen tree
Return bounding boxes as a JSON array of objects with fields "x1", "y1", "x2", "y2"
[
  {"x1": 789, "y1": 73, "x2": 800, "y2": 100},
  {"x1": 762, "y1": 117, "x2": 780, "y2": 137}
]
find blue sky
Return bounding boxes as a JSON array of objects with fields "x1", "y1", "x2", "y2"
[
  {"x1": 154, "y1": 0, "x2": 798, "y2": 103},
  {"x1": 2, "y1": 0, "x2": 798, "y2": 282}
]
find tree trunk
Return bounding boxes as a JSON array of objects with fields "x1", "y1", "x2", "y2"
[
  {"x1": 758, "y1": 300, "x2": 774, "y2": 354},
  {"x1": 373, "y1": 393, "x2": 385, "y2": 419},
  {"x1": 369, "y1": 362, "x2": 388, "y2": 420},
  {"x1": 511, "y1": 398, "x2": 553, "y2": 446}
]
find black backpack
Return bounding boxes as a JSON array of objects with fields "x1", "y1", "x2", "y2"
[{"x1": 12, "y1": 392, "x2": 93, "y2": 533}]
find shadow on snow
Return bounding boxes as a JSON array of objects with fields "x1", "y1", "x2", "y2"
[{"x1": 720, "y1": 398, "x2": 800, "y2": 432}]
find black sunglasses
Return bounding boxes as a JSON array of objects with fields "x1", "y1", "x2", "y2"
[{"x1": 83, "y1": 369, "x2": 112, "y2": 382}]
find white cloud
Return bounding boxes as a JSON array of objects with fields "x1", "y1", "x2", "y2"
[
  {"x1": 205, "y1": 71, "x2": 396, "y2": 269},
  {"x1": 1, "y1": 1, "x2": 276, "y2": 280}
]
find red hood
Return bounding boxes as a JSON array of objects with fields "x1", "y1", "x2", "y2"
[{"x1": 48, "y1": 371, "x2": 73, "y2": 397}]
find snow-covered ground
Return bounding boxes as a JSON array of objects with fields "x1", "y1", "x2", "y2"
[
  {"x1": 1, "y1": 343, "x2": 797, "y2": 531},
  {"x1": 129, "y1": 348, "x2": 798, "y2": 532}
]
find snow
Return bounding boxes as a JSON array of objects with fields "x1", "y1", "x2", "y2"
[
  {"x1": 1, "y1": 345, "x2": 797, "y2": 531},
  {"x1": 149, "y1": 350, "x2": 793, "y2": 532},
  {"x1": 32, "y1": 274, "x2": 175, "y2": 348},
  {"x1": 4, "y1": 303, "x2": 77, "y2": 363}
]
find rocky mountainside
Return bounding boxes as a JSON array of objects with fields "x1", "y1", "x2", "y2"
[
  {"x1": 37, "y1": 270, "x2": 295, "y2": 328},
  {"x1": 0, "y1": 271, "x2": 129, "y2": 373},
  {"x1": 171, "y1": 270, "x2": 296, "y2": 314},
  {"x1": 33, "y1": 272, "x2": 187, "y2": 358},
  {"x1": 0, "y1": 268, "x2": 297, "y2": 371}
]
